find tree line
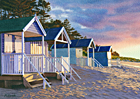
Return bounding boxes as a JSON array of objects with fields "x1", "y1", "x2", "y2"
[{"x1": 0, "y1": 0, "x2": 86, "y2": 40}]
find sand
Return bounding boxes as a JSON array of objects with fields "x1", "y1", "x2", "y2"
[{"x1": 0, "y1": 64, "x2": 140, "y2": 99}]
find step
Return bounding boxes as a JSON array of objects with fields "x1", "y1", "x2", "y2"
[
  {"x1": 23, "y1": 74, "x2": 33, "y2": 78},
  {"x1": 31, "y1": 82, "x2": 52, "y2": 88},
  {"x1": 43, "y1": 72, "x2": 57, "y2": 77},
  {"x1": 25, "y1": 75, "x2": 34, "y2": 81},
  {"x1": 24, "y1": 73, "x2": 41, "y2": 77},
  {"x1": 28, "y1": 78, "x2": 43, "y2": 82},
  {"x1": 28, "y1": 77, "x2": 49, "y2": 83},
  {"x1": 32, "y1": 83, "x2": 43, "y2": 88},
  {"x1": 24, "y1": 73, "x2": 43, "y2": 80}
]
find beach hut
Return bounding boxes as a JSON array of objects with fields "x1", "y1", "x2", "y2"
[
  {"x1": 51, "y1": 38, "x2": 96, "y2": 66},
  {"x1": 89, "y1": 46, "x2": 112, "y2": 66},
  {"x1": 0, "y1": 16, "x2": 79, "y2": 89},
  {"x1": 25, "y1": 27, "x2": 72, "y2": 71},
  {"x1": 25, "y1": 27, "x2": 81, "y2": 83}
]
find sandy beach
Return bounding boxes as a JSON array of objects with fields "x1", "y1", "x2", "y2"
[{"x1": 0, "y1": 64, "x2": 140, "y2": 99}]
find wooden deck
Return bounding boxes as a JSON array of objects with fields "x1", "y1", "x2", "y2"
[
  {"x1": 0, "y1": 75, "x2": 23, "y2": 88},
  {"x1": 0, "y1": 73, "x2": 56, "y2": 88}
]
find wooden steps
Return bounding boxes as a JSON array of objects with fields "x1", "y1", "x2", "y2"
[
  {"x1": 31, "y1": 82, "x2": 52, "y2": 88},
  {"x1": 23, "y1": 73, "x2": 51, "y2": 88}
]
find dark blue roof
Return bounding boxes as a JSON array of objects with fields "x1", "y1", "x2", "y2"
[
  {"x1": 89, "y1": 46, "x2": 111, "y2": 52},
  {"x1": 25, "y1": 27, "x2": 62, "y2": 41},
  {"x1": 52, "y1": 39, "x2": 93, "y2": 49}
]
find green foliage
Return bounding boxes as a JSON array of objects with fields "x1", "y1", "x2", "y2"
[
  {"x1": 111, "y1": 55, "x2": 119, "y2": 59},
  {"x1": 112, "y1": 51, "x2": 119, "y2": 56},
  {"x1": 112, "y1": 55, "x2": 140, "y2": 62},
  {"x1": 84, "y1": 36, "x2": 87, "y2": 39},
  {"x1": 0, "y1": 0, "x2": 37, "y2": 19},
  {"x1": 0, "y1": 0, "x2": 51, "y2": 24},
  {"x1": 45, "y1": 19, "x2": 63, "y2": 28},
  {"x1": 36, "y1": 0, "x2": 51, "y2": 26},
  {"x1": 83, "y1": 50, "x2": 87, "y2": 56},
  {"x1": 63, "y1": 19, "x2": 82, "y2": 40},
  {"x1": 0, "y1": 0, "x2": 84, "y2": 39}
]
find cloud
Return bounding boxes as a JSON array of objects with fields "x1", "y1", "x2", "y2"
[
  {"x1": 59, "y1": 13, "x2": 68, "y2": 18},
  {"x1": 51, "y1": 6, "x2": 73, "y2": 12},
  {"x1": 49, "y1": 0, "x2": 140, "y2": 58},
  {"x1": 50, "y1": 14, "x2": 56, "y2": 19},
  {"x1": 80, "y1": 25, "x2": 88, "y2": 29}
]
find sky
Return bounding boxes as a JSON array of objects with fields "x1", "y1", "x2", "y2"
[{"x1": 48, "y1": 0, "x2": 140, "y2": 59}]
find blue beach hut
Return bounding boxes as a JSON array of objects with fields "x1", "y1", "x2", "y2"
[
  {"x1": 89, "y1": 46, "x2": 112, "y2": 66},
  {"x1": 51, "y1": 38, "x2": 96, "y2": 66}
]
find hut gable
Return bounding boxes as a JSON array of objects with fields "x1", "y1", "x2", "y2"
[
  {"x1": 51, "y1": 38, "x2": 96, "y2": 49},
  {"x1": 89, "y1": 46, "x2": 112, "y2": 53}
]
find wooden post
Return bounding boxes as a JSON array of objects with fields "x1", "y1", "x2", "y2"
[
  {"x1": 87, "y1": 47, "x2": 89, "y2": 66},
  {"x1": 43, "y1": 79, "x2": 46, "y2": 89},
  {"x1": 68, "y1": 43, "x2": 72, "y2": 80},
  {"x1": 42, "y1": 36, "x2": 44, "y2": 73},
  {"x1": 64, "y1": 69, "x2": 66, "y2": 84},
  {"x1": 42, "y1": 36, "x2": 46, "y2": 89},
  {"x1": 54, "y1": 40, "x2": 56, "y2": 72},
  {"x1": 92, "y1": 48, "x2": 94, "y2": 67},
  {"x1": 62, "y1": 76, "x2": 64, "y2": 85},
  {"x1": 68, "y1": 43, "x2": 70, "y2": 66},
  {"x1": 62, "y1": 32, "x2": 63, "y2": 40},
  {"x1": 0, "y1": 34, "x2": 2, "y2": 75},
  {"x1": 22, "y1": 31, "x2": 24, "y2": 75},
  {"x1": 61, "y1": 56, "x2": 63, "y2": 72}
]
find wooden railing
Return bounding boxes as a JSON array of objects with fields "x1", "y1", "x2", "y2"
[
  {"x1": 76, "y1": 57, "x2": 88, "y2": 66},
  {"x1": 62, "y1": 57, "x2": 81, "y2": 80},
  {"x1": 2, "y1": 53, "x2": 76, "y2": 77},
  {"x1": 43, "y1": 55, "x2": 70, "y2": 84},
  {"x1": 108, "y1": 59, "x2": 121, "y2": 67},
  {"x1": 76, "y1": 57, "x2": 93, "y2": 67},
  {"x1": 24, "y1": 54, "x2": 51, "y2": 88},
  {"x1": 2, "y1": 53, "x2": 71, "y2": 74},
  {"x1": 25, "y1": 54, "x2": 43, "y2": 72},
  {"x1": 61, "y1": 57, "x2": 69, "y2": 72},
  {"x1": 92, "y1": 58, "x2": 104, "y2": 68},
  {"x1": 44, "y1": 57, "x2": 62, "y2": 72},
  {"x1": 2, "y1": 53, "x2": 23, "y2": 75}
]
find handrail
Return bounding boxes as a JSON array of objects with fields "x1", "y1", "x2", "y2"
[
  {"x1": 2, "y1": 53, "x2": 22, "y2": 55},
  {"x1": 94, "y1": 59, "x2": 100, "y2": 66},
  {"x1": 43, "y1": 55, "x2": 69, "y2": 84},
  {"x1": 95, "y1": 58, "x2": 104, "y2": 68},
  {"x1": 109, "y1": 58, "x2": 121, "y2": 67},
  {"x1": 23, "y1": 53, "x2": 51, "y2": 88},
  {"x1": 92, "y1": 58, "x2": 104, "y2": 68},
  {"x1": 62, "y1": 57, "x2": 81, "y2": 79},
  {"x1": 26, "y1": 54, "x2": 43, "y2": 56},
  {"x1": 52, "y1": 56, "x2": 77, "y2": 82}
]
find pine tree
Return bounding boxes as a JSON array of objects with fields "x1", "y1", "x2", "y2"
[
  {"x1": 84, "y1": 36, "x2": 87, "y2": 39},
  {"x1": 0, "y1": 0, "x2": 36, "y2": 19},
  {"x1": 71, "y1": 30, "x2": 82, "y2": 39},
  {"x1": 63, "y1": 19, "x2": 72, "y2": 35},
  {"x1": 36, "y1": 0, "x2": 51, "y2": 26},
  {"x1": 0, "y1": 0, "x2": 2, "y2": 19},
  {"x1": 44, "y1": 19, "x2": 63, "y2": 29},
  {"x1": 10, "y1": 0, "x2": 36, "y2": 18}
]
